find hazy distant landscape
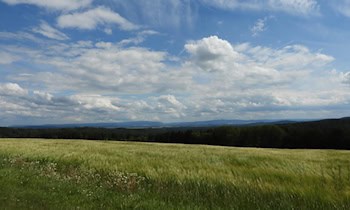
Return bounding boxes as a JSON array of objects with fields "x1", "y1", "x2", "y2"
[{"x1": 2, "y1": 117, "x2": 350, "y2": 149}]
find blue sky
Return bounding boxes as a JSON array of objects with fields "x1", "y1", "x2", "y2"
[{"x1": 1, "y1": 0, "x2": 350, "y2": 126}]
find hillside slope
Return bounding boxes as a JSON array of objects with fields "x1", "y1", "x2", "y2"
[{"x1": 1, "y1": 139, "x2": 350, "y2": 209}]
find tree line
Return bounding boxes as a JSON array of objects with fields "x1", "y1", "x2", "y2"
[{"x1": 1, "y1": 118, "x2": 350, "y2": 149}]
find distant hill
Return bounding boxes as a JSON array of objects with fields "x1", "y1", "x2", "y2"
[
  {"x1": 12, "y1": 121, "x2": 164, "y2": 129},
  {"x1": 11, "y1": 119, "x2": 305, "y2": 129},
  {"x1": 3, "y1": 117, "x2": 350, "y2": 149}
]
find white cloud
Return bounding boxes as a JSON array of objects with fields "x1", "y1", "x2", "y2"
[
  {"x1": 138, "y1": 30, "x2": 160, "y2": 36},
  {"x1": 268, "y1": 0, "x2": 319, "y2": 16},
  {"x1": 1, "y1": 0, "x2": 92, "y2": 11},
  {"x1": 71, "y1": 95, "x2": 121, "y2": 111},
  {"x1": 251, "y1": 17, "x2": 270, "y2": 37},
  {"x1": 0, "y1": 83, "x2": 28, "y2": 96},
  {"x1": 244, "y1": 45, "x2": 334, "y2": 71},
  {"x1": 156, "y1": 95, "x2": 187, "y2": 117},
  {"x1": 32, "y1": 21, "x2": 69, "y2": 41},
  {"x1": 12, "y1": 41, "x2": 190, "y2": 94},
  {"x1": 331, "y1": 0, "x2": 350, "y2": 17},
  {"x1": 2, "y1": 36, "x2": 350, "y2": 124},
  {"x1": 158, "y1": 95, "x2": 186, "y2": 109},
  {"x1": 199, "y1": 0, "x2": 319, "y2": 16},
  {"x1": 118, "y1": 37, "x2": 145, "y2": 46},
  {"x1": 108, "y1": 0, "x2": 195, "y2": 28},
  {"x1": 0, "y1": 83, "x2": 123, "y2": 123},
  {"x1": 0, "y1": 51, "x2": 20, "y2": 64},
  {"x1": 118, "y1": 30, "x2": 160, "y2": 46},
  {"x1": 119, "y1": 95, "x2": 188, "y2": 120},
  {"x1": 0, "y1": 83, "x2": 188, "y2": 124},
  {"x1": 185, "y1": 36, "x2": 240, "y2": 72},
  {"x1": 182, "y1": 36, "x2": 341, "y2": 119},
  {"x1": 341, "y1": 72, "x2": 350, "y2": 84},
  {"x1": 57, "y1": 6, "x2": 139, "y2": 31},
  {"x1": 0, "y1": 31, "x2": 44, "y2": 43},
  {"x1": 104, "y1": 28, "x2": 113, "y2": 35}
]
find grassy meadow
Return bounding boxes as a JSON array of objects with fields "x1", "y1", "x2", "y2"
[{"x1": 1, "y1": 138, "x2": 350, "y2": 209}]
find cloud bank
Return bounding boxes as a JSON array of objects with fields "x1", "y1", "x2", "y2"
[{"x1": 1, "y1": 34, "x2": 349, "y2": 125}]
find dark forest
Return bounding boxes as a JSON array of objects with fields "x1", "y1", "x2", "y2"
[{"x1": 2, "y1": 118, "x2": 350, "y2": 149}]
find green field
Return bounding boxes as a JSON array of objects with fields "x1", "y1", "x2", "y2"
[{"x1": 1, "y1": 139, "x2": 350, "y2": 209}]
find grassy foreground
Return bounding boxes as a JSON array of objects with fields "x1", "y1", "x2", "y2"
[{"x1": 1, "y1": 139, "x2": 350, "y2": 209}]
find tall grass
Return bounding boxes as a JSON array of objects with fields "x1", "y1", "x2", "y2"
[{"x1": 1, "y1": 138, "x2": 350, "y2": 209}]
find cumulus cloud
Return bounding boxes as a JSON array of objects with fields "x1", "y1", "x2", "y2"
[
  {"x1": 185, "y1": 36, "x2": 240, "y2": 72},
  {"x1": 184, "y1": 36, "x2": 283, "y2": 87},
  {"x1": 11, "y1": 40, "x2": 191, "y2": 94},
  {"x1": 199, "y1": 0, "x2": 319, "y2": 16},
  {"x1": 156, "y1": 95, "x2": 187, "y2": 117},
  {"x1": 0, "y1": 83, "x2": 188, "y2": 124},
  {"x1": 2, "y1": 36, "x2": 349, "y2": 124},
  {"x1": 341, "y1": 72, "x2": 350, "y2": 84},
  {"x1": 71, "y1": 95, "x2": 121, "y2": 112},
  {"x1": 32, "y1": 21, "x2": 69, "y2": 41},
  {"x1": 57, "y1": 6, "x2": 139, "y2": 31},
  {"x1": 182, "y1": 36, "x2": 343, "y2": 119},
  {"x1": 158, "y1": 95, "x2": 186, "y2": 109},
  {"x1": 0, "y1": 83, "x2": 123, "y2": 123},
  {"x1": 1, "y1": 0, "x2": 92, "y2": 11},
  {"x1": 0, "y1": 83, "x2": 28, "y2": 96}
]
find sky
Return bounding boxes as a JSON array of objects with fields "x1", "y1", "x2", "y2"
[{"x1": 1, "y1": 0, "x2": 350, "y2": 126}]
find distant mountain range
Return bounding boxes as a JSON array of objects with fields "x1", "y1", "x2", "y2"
[
  {"x1": 11, "y1": 119, "x2": 312, "y2": 129},
  {"x1": 4, "y1": 117, "x2": 350, "y2": 150}
]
